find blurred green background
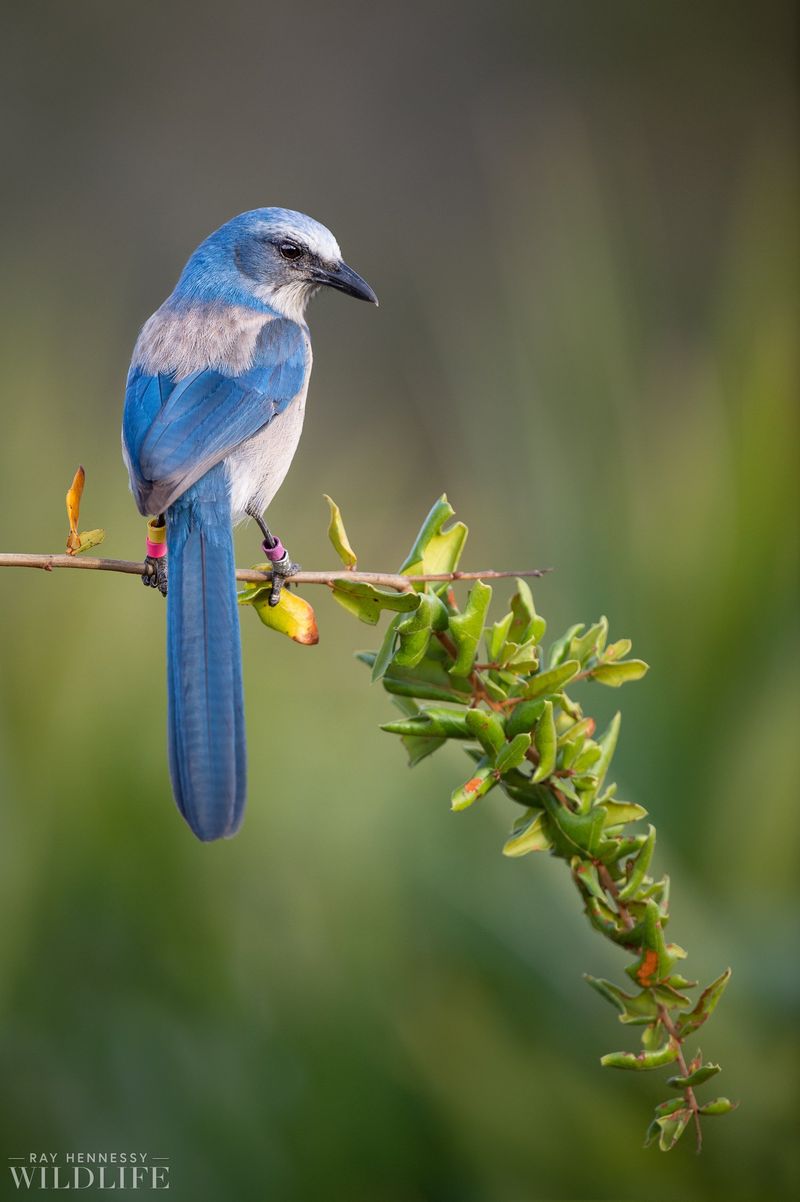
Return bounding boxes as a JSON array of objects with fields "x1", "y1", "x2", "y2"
[{"x1": 0, "y1": 2, "x2": 797, "y2": 1199}]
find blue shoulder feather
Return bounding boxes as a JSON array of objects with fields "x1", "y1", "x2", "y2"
[{"x1": 123, "y1": 317, "x2": 308, "y2": 515}]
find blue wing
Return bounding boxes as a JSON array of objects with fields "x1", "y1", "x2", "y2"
[{"x1": 123, "y1": 316, "x2": 308, "y2": 515}]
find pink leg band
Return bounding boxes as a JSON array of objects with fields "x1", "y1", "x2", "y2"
[
  {"x1": 263, "y1": 539, "x2": 286, "y2": 562},
  {"x1": 146, "y1": 539, "x2": 168, "y2": 558}
]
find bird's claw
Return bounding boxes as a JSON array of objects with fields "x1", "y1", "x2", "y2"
[
  {"x1": 143, "y1": 554, "x2": 168, "y2": 597},
  {"x1": 268, "y1": 552, "x2": 300, "y2": 606}
]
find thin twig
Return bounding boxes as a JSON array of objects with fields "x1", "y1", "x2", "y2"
[
  {"x1": 657, "y1": 1004, "x2": 704, "y2": 1153},
  {"x1": 0, "y1": 552, "x2": 551, "y2": 592},
  {"x1": 596, "y1": 862, "x2": 637, "y2": 931}
]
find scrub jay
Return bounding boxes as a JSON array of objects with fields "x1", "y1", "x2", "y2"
[{"x1": 122, "y1": 209, "x2": 377, "y2": 841}]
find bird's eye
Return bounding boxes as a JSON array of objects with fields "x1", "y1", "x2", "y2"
[{"x1": 278, "y1": 240, "x2": 303, "y2": 261}]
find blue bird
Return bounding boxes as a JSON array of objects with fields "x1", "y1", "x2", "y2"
[{"x1": 122, "y1": 209, "x2": 377, "y2": 841}]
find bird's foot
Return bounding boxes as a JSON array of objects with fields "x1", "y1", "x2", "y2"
[
  {"x1": 143, "y1": 518, "x2": 168, "y2": 596},
  {"x1": 143, "y1": 554, "x2": 168, "y2": 596},
  {"x1": 248, "y1": 511, "x2": 299, "y2": 606},
  {"x1": 266, "y1": 546, "x2": 300, "y2": 607}
]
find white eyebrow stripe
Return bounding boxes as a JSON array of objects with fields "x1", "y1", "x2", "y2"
[{"x1": 262, "y1": 222, "x2": 341, "y2": 264}]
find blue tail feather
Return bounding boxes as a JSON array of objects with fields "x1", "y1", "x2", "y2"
[{"x1": 165, "y1": 463, "x2": 246, "y2": 840}]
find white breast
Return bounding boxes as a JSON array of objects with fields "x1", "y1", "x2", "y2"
[{"x1": 226, "y1": 379, "x2": 309, "y2": 522}]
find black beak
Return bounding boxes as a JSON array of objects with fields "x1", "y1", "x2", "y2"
[{"x1": 318, "y1": 261, "x2": 379, "y2": 305}]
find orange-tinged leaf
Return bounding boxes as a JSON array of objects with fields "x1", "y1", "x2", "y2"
[
  {"x1": 636, "y1": 948, "x2": 660, "y2": 987},
  {"x1": 66, "y1": 466, "x2": 84, "y2": 533},
  {"x1": 65, "y1": 466, "x2": 86, "y2": 555}
]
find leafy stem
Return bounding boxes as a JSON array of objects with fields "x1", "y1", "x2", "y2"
[{"x1": 312, "y1": 493, "x2": 737, "y2": 1154}]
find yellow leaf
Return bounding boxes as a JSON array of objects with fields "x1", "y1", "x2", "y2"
[
  {"x1": 75, "y1": 528, "x2": 106, "y2": 554},
  {"x1": 323, "y1": 494, "x2": 357, "y2": 568},
  {"x1": 243, "y1": 587, "x2": 319, "y2": 645}
]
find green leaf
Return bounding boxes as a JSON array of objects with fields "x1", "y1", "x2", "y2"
[
  {"x1": 598, "y1": 799, "x2": 649, "y2": 827},
  {"x1": 677, "y1": 969, "x2": 732, "y2": 1037},
  {"x1": 451, "y1": 759, "x2": 497, "y2": 811},
  {"x1": 388, "y1": 698, "x2": 446, "y2": 766},
  {"x1": 394, "y1": 593, "x2": 441, "y2": 668},
  {"x1": 522, "y1": 659, "x2": 581, "y2": 700},
  {"x1": 649, "y1": 981, "x2": 692, "y2": 1009},
  {"x1": 505, "y1": 698, "x2": 546, "y2": 739},
  {"x1": 557, "y1": 717, "x2": 596, "y2": 747},
  {"x1": 569, "y1": 617, "x2": 608, "y2": 665},
  {"x1": 596, "y1": 832, "x2": 649, "y2": 866},
  {"x1": 585, "y1": 895, "x2": 625, "y2": 940},
  {"x1": 399, "y1": 494, "x2": 468, "y2": 581},
  {"x1": 332, "y1": 580, "x2": 420, "y2": 624},
  {"x1": 371, "y1": 615, "x2": 402, "y2": 682},
  {"x1": 555, "y1": 691, "x2": 583, "y2": 721},
  {"x1": 428, "y1": 592, "x2": 451, "y2": 631},
  {"x1": 503, "y1": 809, "x2": 552, "y2": 856},
  {"x1": 584, "y1": 976, "x2": 660, "y2": 1024},
  {"x1": 698, "y1": 1097, "x2": 738, "y2": 1116},
  {"x1": 644, "y1": 1108, "x2": 692, "y2": 1151},
  {"x1": 641, "y1": 1021, "x2": 665, "y2": 1051},
  {"x1": 449, "y1": 580, "x2": 493, "y2": 676},
  {"x1": 554, "y1": 776, "x2": 582, "y2": 806},
  {"x1": 237, "y1": 578, "x2": 269, "y2": 606},
  {"x1": 381, "y1": 707, "x2": 472, "y2": 740},
  {"x1": 601, "y1": 1040, "x2": 679, "y2": 1071},
  {"x1": 393, "y1": 626, "x2": 431, "y2": 668},
  {"x1": 541, "y1": 788, "x2": 605, "y2": 857},
  {"x1": 603, "y1": 637, "x2": 632, "y2": 662},
  {"x1": 573, "y1": 742, "x2": 602, "y2": 773},
  {"x1": 591, "y1": 659, "x2": 649, "y2": 686},
  {"x1": 323, "y1": 494, "x2": 357, "y2": 567},
  {"x1": 508, "y1": 578, "x2": 546, "y2": 644},
  {"x1": 501, "y1": 640, "x2": 539, "y2": 672},
  {"x1": 402, "y1": 733, "x2": 446, "y2": 766},
  {"x1": 617, "y1": 824, "x2": 656, "y2": 900},
  {"x1": 592, "y1": 712, "x2": 620, "y2": 793},
  {"x1": 559, "y1": 735, "x2": 583, "y2": 772},
  {"x1": 548, "y1": 624, "x2": 584, "y2": 668},
  {"x1": 357, "y1": 650, "x2": 471, "y2": 704},
  {"x1": 532, "y1": 700, "x2": 556, "y2": 782},
  {"x1": 572, "y1": 859, "x2": 609, "y2": 902},
  {"x1": 668, "y1": 1062, "x2": 721, "y2": 1089},
  {"x1": 481, "y1": 674, "x2": 509, "y2": 703},
  {"x1": 495, "y1": 733, "x2": 532, "y2": 775},
  {"x1": 500, "y1": 776, "x2": 551, "y2": 807},
  {"x1": 486, "y1": 612, "x2": 513, "y2": 661},
  {"x1": 464, "y1": 708, "x2": 505, "y2": 757},
  {"x1": 663, "y1": 970, "x2": 694, "y2": 991}
]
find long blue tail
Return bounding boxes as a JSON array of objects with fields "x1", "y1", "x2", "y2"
[{"x1": 165, "y1": 464, "x2": 246, "y2": 841}]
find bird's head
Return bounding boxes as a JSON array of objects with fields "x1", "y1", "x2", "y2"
[{"x1": 180, "y1": 208, "x2": 378, "y2": 321}]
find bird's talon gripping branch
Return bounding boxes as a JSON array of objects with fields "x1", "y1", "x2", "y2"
[
  {"x1": 143, "y1": 555, "x2": 168, "y2": 595},
  {"x1": 249, "y1": 509, "x2": 299, "y2": 606},
  {"x1": 143, "y1": 517, "x2": 167, "y2": 596},
  {"x1": 263, "y1": 542, "x2": 300, "y2": 606}
]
